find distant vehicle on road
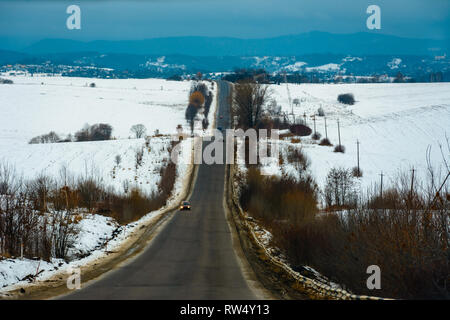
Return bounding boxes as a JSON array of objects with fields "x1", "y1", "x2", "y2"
[
  {"x1": 217, "y1": 126, "x2": 223, "y2": 131},
  {"x1": 179, "y1": 201, "x2": 191, "y2": 211}
]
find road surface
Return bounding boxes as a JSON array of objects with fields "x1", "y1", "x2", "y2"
[{"x1": 63, "y1": 81, "x2": 258, "y2": 299}]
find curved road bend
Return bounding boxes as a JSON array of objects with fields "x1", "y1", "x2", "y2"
[{"x1": 63, "y1": 81, "x2": 258, "y2": 299}]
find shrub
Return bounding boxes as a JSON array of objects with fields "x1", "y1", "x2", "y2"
[
  {"x1": 289, "y1": 124, "x2": 312, "y2": 136},
  {"x1": 77, "y1": 177, "x2": 103, "y2": 212},
  {"x1": 75, "y1": 123, "x2": 113, "y2": 142},
  {"x1": 258, "y1": 116, "x2": 290, "y2": 133},
  {"x1": 311, "y1": 132, "x2": 321, "y2": 140},
  {"x1": 286, "y1": 146, "x2": 310, "y2": 171},
  {"x1": 317, "y1": 107, "x2": 325, "y2": 116},
  {"x1": 334, "y1": 144, "x2": 345, "y2": 153},
  {"x1": 240, "y1": 167, "x2": 318, "y2": 227},
  {"x1": 352, "y1": 166, "x2": 363, "y2": 177},
  {"x1": 89, "y1": 123, "x2": 113, "y2": 141},
  {"x1": 319, "y1": 138, "x2": 332, "y2": 146},
  {"x1": 75, "y1": 124, "x2": 90, "y2": 142},
  {"x1": 29, "y1": 131, "x2": 61, "y2": 144},
  {"x1": 337, "y1": 93, "x2": 355, "y2": 105}
]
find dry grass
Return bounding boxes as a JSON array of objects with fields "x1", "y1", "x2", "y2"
[
  {"x1": 0, "y1": 142, "x2": 179, "y2": 259},
  {"x1": 239, "y1": 164, "x2": 449, "y2": 299}
]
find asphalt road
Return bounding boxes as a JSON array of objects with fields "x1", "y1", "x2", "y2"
[{"x1": 63, "y1": 81, "x2": 258, "y2": 300}]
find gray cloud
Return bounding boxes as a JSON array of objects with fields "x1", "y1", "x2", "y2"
[{"x1": 0, "y1": 0, "x2": 448, "y2": 43}]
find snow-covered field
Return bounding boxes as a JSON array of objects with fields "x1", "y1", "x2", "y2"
[
  {"x1": 270, "y1": 82, "x2": 450, "y2": 191},
  {"x1": 0, "y1": 75, "x2": 214, "y2": 193},
  {"x1": 0, "y1": 75, "x2": 193, "y2": 141},
  {"x1": 0, "y1": 136, "x2": 195, "y2": 196},
  {"x1": 0, "y1": 75, "x2": 216, "y2": 293}
]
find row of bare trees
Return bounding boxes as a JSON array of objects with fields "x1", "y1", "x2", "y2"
[
  {"x1": 0, "y1": 141, "x2": 181, "y2": 261},
  {"x1": 0, "y1": 164, "x2": 79, "y2": 261},
  {"x1": 185, "y1": 81, "x2": 214, "y2": 134}
]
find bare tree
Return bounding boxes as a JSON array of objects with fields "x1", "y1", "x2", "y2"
[
  {"x1": 115, "y1": 155, "x2": 122, "y2": 166},
  {"x1": 324, "y1": 167, "x2": 357, "y2": 208},
  {"x1": 122, "y1": 180, "x2": 130, "y2": 194},
  {"x1": 233, "y1": 81, "x2": 271, "y2": 129},
  {"x1": 185, "y1": 105, "x2": 198, "y2": 134},
  {"x1": 130, "y1": 124, "x2": 147, "y2": 139},
  {"x1": 135, "y1": 148, "x2": 144, "y2": 168}
]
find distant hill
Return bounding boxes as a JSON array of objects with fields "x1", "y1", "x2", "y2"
[
  {"x1": 0, "y1": 50, "x2": 30, "y2": 65},
  {"x1": 1, "y1": 31, "x2": 449, "y2": 81},
  {"x1": 22, "y1": 32, "x2": 449, "y2": 56}
]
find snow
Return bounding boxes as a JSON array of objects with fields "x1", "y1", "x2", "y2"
[
  {"x1": 342, "y1": 56, "x2": 363, "y2": 62},
  {"x1": 0, "y1": 137, "x2": 172, "y2": 195},
  {"x1": 305, "y1": 63, "x2": 340, "y2": 72},
  {"x1": 0, "y1": 75, "x2": 192, "y2": 142},
  {"x1": 0, "y1": 75, "x2": 216, "y2": 193},
  {"x1": 0, "y1": 75, "x2": 217, "y2": 294},
  {"x1": 387, "y1": 58, "x2": 402, "y2": 69},
  {"x1": 0, "y1": 213, "x2": 117, "y2": 290},
  {"x1": 285, "y1": 61, "x2": 307, "y2": 72},
  {"x1": 0, "y1": 258, "x2": 62, "y2": 289},
  {"x1": 68, "y1": 214, "x2": 119, "y2": 258},
  {"x1": 270, "y1": 82, "x2": 450, "y2": 191},
  {"x1": 143, "y1": 56, "x2": 187, "y2": 71}
]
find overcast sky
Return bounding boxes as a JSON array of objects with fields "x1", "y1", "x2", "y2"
[{"x1": 0, "y1": 0, "x2": 449, "y2": 42}]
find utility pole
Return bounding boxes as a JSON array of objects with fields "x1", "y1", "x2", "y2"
[
  {"x1": 337, "y1": 119, "x2": 341, "y2": 147},
  {"x1": 324, "y1": 116, "x2": 328, "y2": 140},
  {"x1": 356, "y1": 140, "x2": 360, "y2": 175},
  {"x1": 313, "y1": 115, "x2": 317, "y2": 135},
  {"x1": 410, "y1": 167, "x2": 415, "y2": 198},
  {"x1": 283, "y1": 71, "x2": 294, "y2": 123},
  {"x1": 379, "y1": 171, "x2": 384, "y2": 199}
]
